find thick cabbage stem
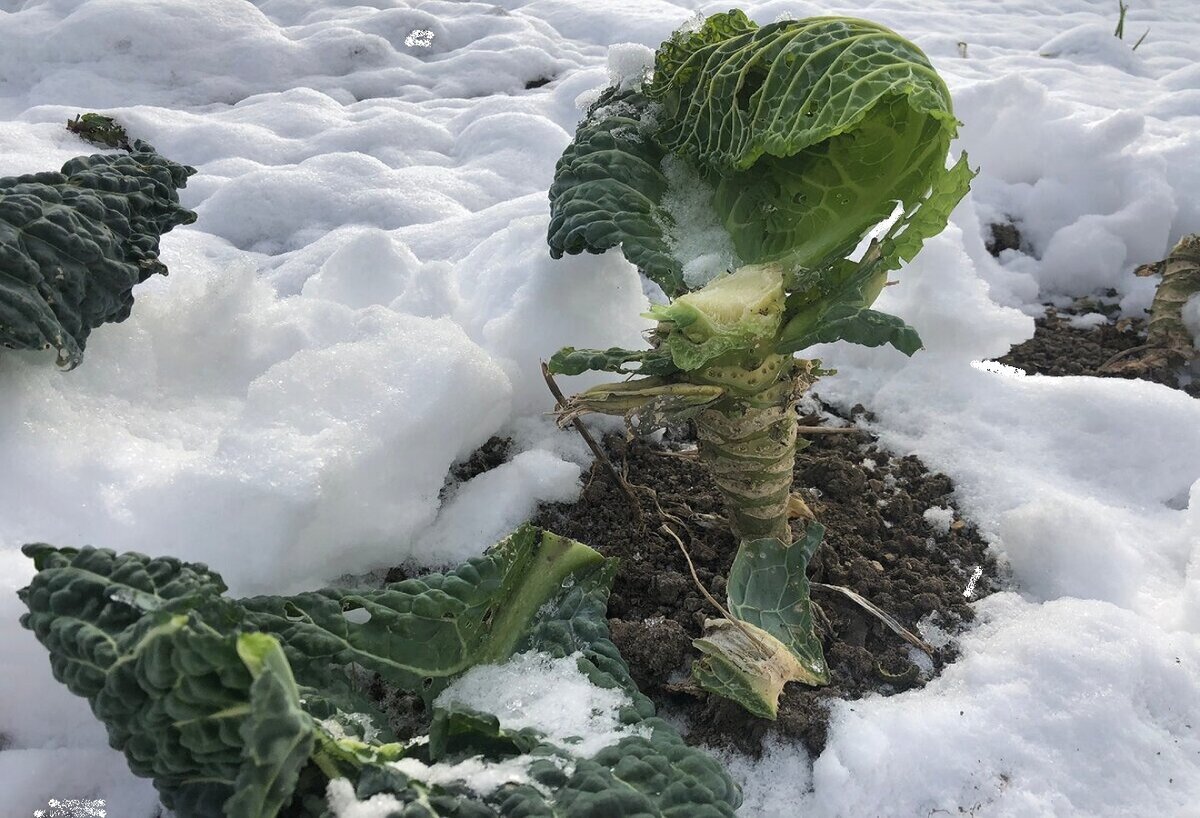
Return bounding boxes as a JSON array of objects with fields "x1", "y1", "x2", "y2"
[{"x1": 692, "y1": 354, "x2": 812, "y2": 544}]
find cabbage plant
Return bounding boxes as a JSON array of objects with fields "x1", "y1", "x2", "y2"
[
  {"x1": 20, "y1": 526, "x2": 739, "y2": 817},
  {"x1": 0, "y1": 122, "x2": 196, "y2": 369},
  {"x1": 548, "y1": 11, "x2": 972, "y2": 717}
]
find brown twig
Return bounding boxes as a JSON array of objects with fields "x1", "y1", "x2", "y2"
[
  {"x1": 1096, "y1": 342, "x2": 1156, "y2": 373},
  {"x1": 542, "y1": 362, "x2": 643, "y2": 516},
  {"x1": 811, "y1": 599, "x2": 835, "y2": 639}
]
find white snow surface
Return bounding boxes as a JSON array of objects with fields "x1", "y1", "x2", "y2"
[
  {"x1": 922, "y1": 505, "x2": 955, "y2": 536},
  {"x1": 2, "y1": 0, "x2": 1199, "y2": 816},
  {"x1": 436, "y1": 651, "x2": 647, "y2": 758}
]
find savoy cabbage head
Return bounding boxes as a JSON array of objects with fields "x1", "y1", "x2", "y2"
[
  {"x1": 549, "y1": 9, "x2": 970, "y2": 346},
  {"x1": 19, "y1": 526, "x2": 740, "y2": 818},
  {"x1": 0, "y1": 138, "x2": 196, "y2": 369}
]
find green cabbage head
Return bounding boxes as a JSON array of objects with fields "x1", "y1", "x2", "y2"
[{"x1": 548, "y1": 10, "x2": 973, "y2": 360}]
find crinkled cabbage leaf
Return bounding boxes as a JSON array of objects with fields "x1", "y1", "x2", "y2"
[
  {"x1": 19, "y1": 526, "x2": 740, "y2": 818},
  {"x1": 0, "y1": 140, "x2": 196, "y2": 369}
]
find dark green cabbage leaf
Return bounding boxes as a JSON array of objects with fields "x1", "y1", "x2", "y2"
[
  {"x1": 546, "y1": 87, "x2": 683, "y2": 296},
  {"x1": 19, "y1": 526, "x2": 740, "y2": 818},
  {"x1": 0, "y1": 140, "x2": 196, "y2": 369}
]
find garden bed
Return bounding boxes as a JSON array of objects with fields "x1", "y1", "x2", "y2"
[
  {"x1": 512, "y1": 283, "x2": 1198, "y2": 761},
  {"x1": 529, "y1": 400, "x2": 1001, "y2": 757},
  {"x1": 348, "y1": 291, "x2": 1197, "y2": 778},
  {"x1": 997, "y1": 299, "x2": 1199, "y2": 396}
]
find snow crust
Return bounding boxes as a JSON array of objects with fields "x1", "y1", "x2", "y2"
[
  {"x1": 922, "y1": 505, "x2": 955, "y2": 536},
  {"x1": 2, "y1": 0, "x2": 1199, "y2": 815},
  {"x1": 435, "y1": 651, "x2": 647, "y2": 758}
]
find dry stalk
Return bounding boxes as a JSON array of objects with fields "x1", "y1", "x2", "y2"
[
  {"x1": 811, "y1": 581, "x2": 935, "y2": 655},
  {"x1": 542, "y1": 362, "x2": 644, "y2": 517}
]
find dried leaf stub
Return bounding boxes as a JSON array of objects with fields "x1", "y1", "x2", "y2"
[
  {"x1": 555, "y1": 378, "x2": 724, "y2": 431},
  {"x1": 1102, "y1": 234, "x2": 1200, "y2": 375},
  {"x1": 692, "y1": 618, "x2": 825, "y2": 720}
]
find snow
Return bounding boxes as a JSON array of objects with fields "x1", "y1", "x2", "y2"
[
  {"x1": 804, "y1": 594, "x2": 1200, "y2": 817},
  {"x1": 1066, "y1": 311, "x2": 1110, "y2": 329},
  {"x1": 660, "y1": 153, "x2": 742, "y2": 288},
  {"x1": 2, "y1": 0, "x2": 1199, "y2": 816},
  {"x1": 328, "y1": 651, "x2": 645, "y2": 812},
  {"x1": 435, "y1": 651, "x2": 647, "y2": 758},
  {"x1": 1185, "y1": 292, "x2": 1200, "y2": 350},
  {"x1": 414, "y1": 450, "x2": 582, "y2": 565},
  {"x1": 605, "y1": 42, "x2": 655, "y2": 92},
  {"x1": 923, "y1": 505, "x2": 955, "y2": 536}
]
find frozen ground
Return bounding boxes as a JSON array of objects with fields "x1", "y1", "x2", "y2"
[{"x1": 1, "y1": 0, "x2": 1198, "y2": 815}]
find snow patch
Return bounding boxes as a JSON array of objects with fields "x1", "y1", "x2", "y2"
[
  {"x1": 660, "y1": 154, "x2": 740, "y2": 288},
  {"x1": 435, "y1": 651, "x2": 648, "y2": 759},
  {"x1": 1066, "y1": 311, "x2": 1110, "y2": 330},
  {"x1": 923, "y1": 506, "x2": 955, "y2": 536},
  {"x1": 606, "y1": 43, "x2": 654, "y2": 91}
]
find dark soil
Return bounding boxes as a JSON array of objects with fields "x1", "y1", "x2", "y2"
[
  {"x1": 985, "y1": 221, "x2": 1023, "y2": 256},
  {"x1": 531, "y1": 401, "x2": 1000, "y2": 758},
  {"x1": 996, "y1": 302, "x2": 1200, "y2": 397},
  {"x1": 985, "y1": 220, "x2": 1197, "y2": 397},
  {"x1": 449, "y1": 436, "x2": 512, "y2": 483}
]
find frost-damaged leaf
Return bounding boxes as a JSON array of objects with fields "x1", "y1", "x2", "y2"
[
  {"x1": 547, "y1": 86, "x2": 684, "y2": 297},
  {"x1": 648, "y1": 262, "x2": 787, "y2": 370},
  {"x1": 0, "y1": 137, "x2": 196, "y2": 368},
  {"x1": 548, "y1": 345, "x2": 679, "y2": 377},
  {"x1": 692, "y1": 524, "x2": 829, "y2": 719},
  {"x1": 19, "y1": 527, "x2": 741, "y2": 816}
]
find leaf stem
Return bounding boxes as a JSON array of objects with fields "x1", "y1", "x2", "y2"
[{"x1": 542, "y1": 361, "x2": 644, "y2": 516}]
